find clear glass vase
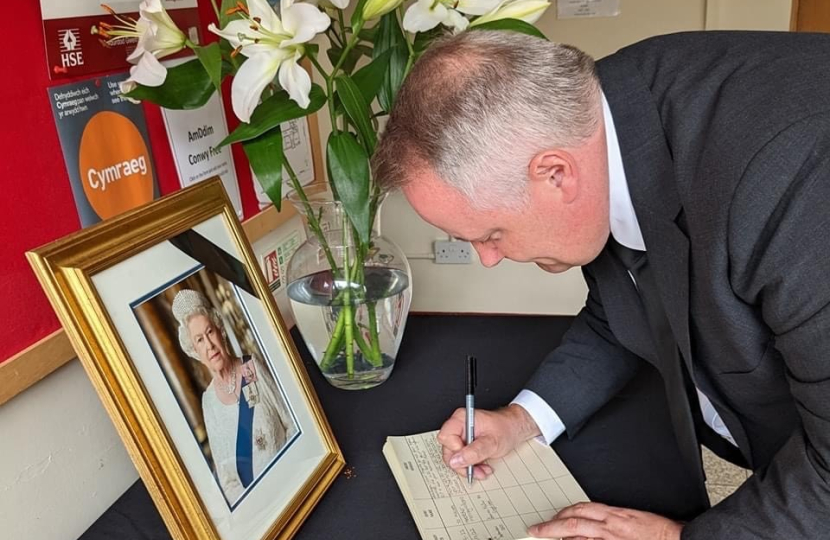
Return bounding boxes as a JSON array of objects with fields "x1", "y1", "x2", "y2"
[{"x1": 285, "y1": 185, "x2": 412, "y2": 390}]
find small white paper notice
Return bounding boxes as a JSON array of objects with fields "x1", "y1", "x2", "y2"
[
  {"x1": 161, "y1": 91, "x2": 243, "y2": 218},
  {"x1": 557, "y1": 0, "x2": 620, "y2": 19},
  {"x1": 253, "y1": 117, "x2": 315, "y2": 210}
]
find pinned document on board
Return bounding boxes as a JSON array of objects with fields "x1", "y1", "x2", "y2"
[
  {"x1": 557, "y1": 0, "x2": 620, "y2": 19},
  {"x1": 160, "y1": 72, "x2": 243, "y2": 219},
  {"x1": 48, "y1": 72, "x2": 159, "y2": 227}
]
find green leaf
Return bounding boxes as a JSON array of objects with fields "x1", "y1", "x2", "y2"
[
  {"x1": 373, "y1": 12, "x2": 408, "y2": 113},
  {"x1": 124, "y1": 58, "x2": 215, "y2": 109},
  {"x1": 327, "y1": 132, "x2": 371, "y2": 244},
  {"x1": 355, "y1": 44, "x2": 374, "y2": 58},
  {"x1": 413, "y1": 27, "x2": 447, "y2": 55},
  {"x1": 220, "y1": 84, "x2": 326, "y2": 146},
  {"x1": 327, "y1": 44, "x2": 368, "y2": 75},
  {"x1": 352, "y1": 47, "x2": 393, "y2": 103},
  {"x1": 471, "y1": 19, "x2": 548, "y2": 40},
  {"x1": 358, "y1": 25, "x2": 379, "y2": 43},
  {"x1": 243, "y1": 127, "x2": 284, "y2": 211},
  {"x1": 194, "y1": 42, "x2": 222, "y2": 93},
  {"x1": 335, "y1": 74, "x2": 377, "y2": 153}
]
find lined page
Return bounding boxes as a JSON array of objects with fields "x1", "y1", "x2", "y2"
[{"x1": 384, "y1": 431, "x2": 589, "y2": 540}]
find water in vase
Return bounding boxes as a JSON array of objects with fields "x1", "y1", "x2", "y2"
[{"x1": 287, "y1": 267, "x2": 411, "y2": 389}]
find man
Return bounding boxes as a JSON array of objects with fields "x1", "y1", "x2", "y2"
[{"x1": 371, "y1": 30, "x2": 830, "y2": 539}]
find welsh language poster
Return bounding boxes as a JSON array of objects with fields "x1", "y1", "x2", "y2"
[
  {"x1": 48, "y1": 72, "x2": 159, "y2": 227},
  {"x1": 40, "y1": 0, "x2": 200, "y2": 80},
  {"x1": 161, "y1": 90, "x2": 243, "y2": 219}
]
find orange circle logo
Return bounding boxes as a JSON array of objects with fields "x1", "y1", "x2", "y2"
[{"x1": 79, "y1": 111, "x2": 154, "y2": 220}]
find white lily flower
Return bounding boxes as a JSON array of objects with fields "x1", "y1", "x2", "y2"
[
  {"x1": 99, "y1": 1, "x2": 187, "y2": 96},
  {"x1": 317, "y1": 0, "x2": 351, "y2": 9},
  {"x1": 362, "y1": 0, "x2": 404, "y2": 21},
  {"x1": 403, "y1": 0, "x2": 499, "y2": 33},
  {"x1": 132, "y1": 0, "x2": 189, "y2": 60},
  {"x1": 471, "y1": 0, "x2": 550, "y2": 26},
  {"x1": 209, "y1": 0, "x2": 330, "y2": 120},
  {"x1": 98, "y1": 1, "x2": 187, "y2": 63},
  {"x1": 119, "y1": 52, "x2": 168, "y2": 102}
]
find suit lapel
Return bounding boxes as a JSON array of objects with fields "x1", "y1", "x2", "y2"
[
  {"x1": 592, "y1": 249, "x2": 656, "y2": 364},
  {"x1": 598, "y1": 55, "x2": 693, "y2": 376}
]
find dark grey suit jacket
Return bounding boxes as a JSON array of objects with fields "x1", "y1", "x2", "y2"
[{"x1": 527, "y1": 31, "x2": 830, "y2": 539}]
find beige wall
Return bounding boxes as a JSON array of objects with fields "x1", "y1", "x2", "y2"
[{"x1": 0, "y1": 2, "x2": 793, "y2": 539}]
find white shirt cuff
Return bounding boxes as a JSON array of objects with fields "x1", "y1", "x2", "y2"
[{"x1": 511, "y1": 389, "x2": 566, "y2": 445}]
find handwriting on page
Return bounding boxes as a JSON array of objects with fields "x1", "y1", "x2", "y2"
[{"x1": 388, "y1": 432, "x2": 589, "y2": 540}]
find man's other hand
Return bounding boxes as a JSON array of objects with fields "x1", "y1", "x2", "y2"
[
  {"x1": 437, "y1": 404, "x2": 541, "y2": 480},
  {"x1": 528, "y1": 502, "x2": 683, "y2": 540}
]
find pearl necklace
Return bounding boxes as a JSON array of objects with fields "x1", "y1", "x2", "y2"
[{"x1": 220, "y1": 363, "x2": 237, "y2": 395}]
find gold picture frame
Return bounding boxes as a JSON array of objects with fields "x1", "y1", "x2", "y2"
[{"x1": 27, "y1": 178, "x2": 344, "y2": 540}]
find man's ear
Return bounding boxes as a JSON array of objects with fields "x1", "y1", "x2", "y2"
[{"x1": 528, "y1": 150, "x2": 579, "y2": 204}]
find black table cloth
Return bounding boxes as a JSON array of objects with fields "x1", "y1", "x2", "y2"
[{"x1": 79, "y1": 314, "x2": 703, "y2": 540}]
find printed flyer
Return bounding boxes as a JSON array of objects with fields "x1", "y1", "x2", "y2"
[
  {"x1": 48, "y1": 72, "x2": 159, "y2": 227},
  {"x1": 161, "y1": 89, "x2": 243, "y2": 219}
]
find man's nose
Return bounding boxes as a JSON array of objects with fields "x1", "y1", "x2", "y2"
[{"x1": 472, "y1": 241, "x2": 503, "y2": 268}]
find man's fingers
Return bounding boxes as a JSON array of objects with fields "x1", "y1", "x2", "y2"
[
  {"x1": 556, "y1": 502, "x2": 622, "y2": 521},
  {"x1": 437, "y1": 409, "x2": 467, "y2": 452},
  {"x1": 448, "y1": 435, "x2": 497, "y2": 468},
  {"x1": 529, "y1": 515, "x2": 606, "y2": 539}
]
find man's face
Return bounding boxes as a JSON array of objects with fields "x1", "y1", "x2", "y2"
[{"x1": 402, "y1": 162, "x2": 610, "y2": 273}]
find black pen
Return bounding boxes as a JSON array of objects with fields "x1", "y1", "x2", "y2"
[{"x1": 465, "y1": 355, "x2": 477, "y2": 485}]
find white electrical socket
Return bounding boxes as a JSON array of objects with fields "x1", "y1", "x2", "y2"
[{"x1": 433, "y1": 240, "x2": 473, "y2": 264}]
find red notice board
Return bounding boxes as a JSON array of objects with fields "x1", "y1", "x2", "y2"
[{"x1": 1, "y1": 2, "x2": 262, "y2": 365}]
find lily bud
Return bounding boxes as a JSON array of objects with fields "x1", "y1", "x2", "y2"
[
  {"x1": 362, "y1": 0, "x2": 404, "y2": 21},
  {"x1": 471, "y1": 0, "x2": 550, "y2": 26}
]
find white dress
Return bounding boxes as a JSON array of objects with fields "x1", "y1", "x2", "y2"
[{"x1": 202, "y1": 353, "x2": 298, "y2": 505}]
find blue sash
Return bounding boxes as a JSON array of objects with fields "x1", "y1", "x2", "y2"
[{"x1": 235, "y1": 357, "x2": 255, "y2": 488}]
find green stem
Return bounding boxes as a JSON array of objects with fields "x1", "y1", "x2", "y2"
[
  {"x1": 353, "y1": 320, "x2": 377, "y2": 364},
  {"x1": 210, "y1": 0, "x2": 221, "y2": 21},
  {"x1": 326, "y1": 24, "x2": 363, "y2": 134},
  {"x1": 366, "y1": 301, "x2": 382, "y2": 364},
  {"x1": 342, "y1": 225, "x2": 356, "y2": 378},
  {"x1": 348, "y1": 226, "x2": 383, "y2": 367},
  {"x1": 337, "y1": 9, "x2": 348, "y2": 45},
  {"x1": 332, "y1": 22, "x2": 363, "y2": 75},
  {"x1": 283, "y1": 160, "x2": 340, "y2": 275},
  {"x1": 399, "y1": 5, "x2": 416, "y2": 76},
  {"x1": 308, "y1": 53, "x2": 331, "y2": 81},
  {"x1": 321, "y1": 309, "x2": 347, "y2": 370}
]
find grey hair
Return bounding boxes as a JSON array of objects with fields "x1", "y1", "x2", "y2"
[
  {"x1": 371, "y1": 30, "x2": 601, "y2": 210},
  {"x1": 176, "y1": 305, "x2": 226, "y2": 361}
]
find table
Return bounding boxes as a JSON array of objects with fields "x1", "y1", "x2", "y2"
[{"x1": 79, "y1": 314, "x2": 704, "y2": 539}]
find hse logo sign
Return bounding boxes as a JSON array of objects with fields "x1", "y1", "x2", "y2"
[
  {"x1": 57, "y1": 28, "x2": 84, "y2": 68},
  {"x1": 79, "y1": 111, "x2": 154, "y2": 220}
]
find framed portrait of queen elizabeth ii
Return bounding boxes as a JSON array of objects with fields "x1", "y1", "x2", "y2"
[{"x1": 27, "y1": 178, "x2": 344, "y2": 540}]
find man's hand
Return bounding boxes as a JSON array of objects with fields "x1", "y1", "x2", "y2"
[
  {"x1": 437, "y1": 404, "x2": 541, "y2": 480},
  {"x1": 528, "y1": 502, "x2": 683, "y2": 540}
]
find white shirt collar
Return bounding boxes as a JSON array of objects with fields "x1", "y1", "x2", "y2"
[{"x1": 603, "y1": 93, "x2": 646, "y2": 251}]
